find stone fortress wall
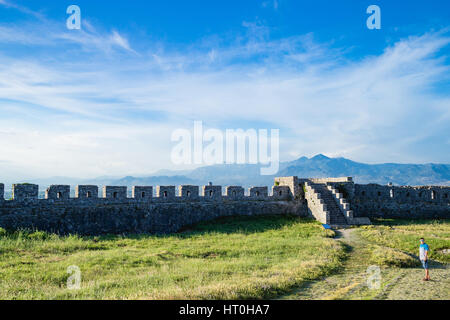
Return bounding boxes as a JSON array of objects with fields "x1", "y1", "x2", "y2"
[
  {"x1": 352, "y1": 183, "x2": 450, "y2": 219},
  {"x1": 276, "y1": 177, "x2": 449, "y2": 222},
  {"x1": 0, "y1": 177, "x2": 448, "y2": 235},
  {"x1": 0, "y1": 182, "x2": 306, "y2": 235},
  {"x1": 1, "y1": 183, "x2": 294, "y2": 202}
]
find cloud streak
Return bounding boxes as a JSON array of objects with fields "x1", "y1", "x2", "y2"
[
  {"x1": 0, "y1": 4, "x2": 135, "y2": 54},
  {"x1": 0, "y1": 2, "x2": 449, "y2": 180}
]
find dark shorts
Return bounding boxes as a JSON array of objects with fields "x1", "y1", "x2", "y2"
[{"x1": 421, "y1": 260, "x2": 429, "y2": 269}]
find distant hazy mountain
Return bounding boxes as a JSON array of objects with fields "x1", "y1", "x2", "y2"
[
  {"x1": 277, "y1": 155, "x2": 450, "y2": 186},
  {"x1": 106, "y1": 154, "x2": 450, "y2": 187},
  {"x1": 111, "y1": 176, "x2": 198, "y2": 187},
  {"x1": 5, "y1": 155, "x2": 449, "y2": 191}
]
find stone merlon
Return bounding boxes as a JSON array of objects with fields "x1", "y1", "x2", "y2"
[{"x1": 0, "y1": 177, "x2": 448, "y2": 234}]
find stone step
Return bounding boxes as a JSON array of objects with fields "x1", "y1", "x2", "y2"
[{"x1": 306, "y1": 181, "x2": 350, "y2": 226}]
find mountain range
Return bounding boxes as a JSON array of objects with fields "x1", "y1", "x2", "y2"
[{"x1": 10, "y1": 155, "x2": 449, "y2": 191}]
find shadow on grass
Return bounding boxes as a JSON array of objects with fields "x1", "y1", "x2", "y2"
[
  {"x1": 365, "y1": 218, "x2": 449, "y2": 265},
  {"x1": 179, "y1": 215, "x2": 316, "y2": 235},
  {"x1": 1, "y1": 215, "x2": 316, "y2": 243},
  {"x1": 118, "y1": 215, "x2": 321, "y2": 244},
  {"x1": 279, "y1": 238, "x2": 353, "y2": 299},
  {"x1": 401, "y1": 251, "x2": 448, "y2": 270},
  {"x1": 371, "y1": 218, "x2": 449, "y2": 227}
]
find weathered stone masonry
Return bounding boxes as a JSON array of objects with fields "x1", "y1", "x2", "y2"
[
  {"x1": 0, "y1": 183, "x2": 305, "y2": 235},
  {"x1": 277, "y1": 177, "x2": 449, "y2": 223},
  {"x1": 0, "y1": 178, "x2": 448, "y2": 235},
  {"x1": 352, "y1": 184, "x2": 450, "y2": 219}
]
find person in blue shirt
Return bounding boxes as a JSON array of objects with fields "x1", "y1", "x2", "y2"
[{"x1": 419, "y1": 238, "x2": 430, "y2": 281}]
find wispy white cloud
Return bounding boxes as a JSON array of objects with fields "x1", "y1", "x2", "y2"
[
  {"x1": 0, "y1": 2, "x2": 449, "y2": 179},
  {"x1": 110, "y1": 30, "x2": 135, "y2": 53},
  {"x1": 0, "y1": 3, "x2": 135, "y2": 54},
  {"x1": 0, "y1": 0, "x2": 45, "y2": 19}
]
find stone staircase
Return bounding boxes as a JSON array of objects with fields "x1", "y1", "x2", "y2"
[
  {"x1": 308, "y1": 183, "x2": 348, "y2": 227},
  {"x1": 304, "y1": 181, "x2": 371, "y2": 228},
  {"x1": 326, "y1": 185, "x2": 354, "y2": 221}
]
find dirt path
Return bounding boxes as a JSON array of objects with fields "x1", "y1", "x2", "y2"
[{"x1": 279, "y1": 228, "x2": 450, "y2": 300}]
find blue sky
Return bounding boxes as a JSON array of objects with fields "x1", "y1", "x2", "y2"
[{"x1": 0, "y1": 0, "x2": 449, "y2": 180}]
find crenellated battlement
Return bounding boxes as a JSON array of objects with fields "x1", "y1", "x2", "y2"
[
  {"x1": 1, "y1": 178, "x2": 448, "y2": 206},
  {"x1": 0, "y1": 178, "x2": 448, "y2": 235},
  {"x1": 354, "y1": 184, "x2": 450, "y2": 203},
  {"x1": 0, "y1": 179, "x2": 302, "y2": 235},
  {"x1": 0, "y1": 183, "x2": 293, "y2": 204}
]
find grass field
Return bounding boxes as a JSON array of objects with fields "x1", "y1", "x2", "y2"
[
  {"x1": 358, "y1": 219, "x2": 450, "y2": 263},
  {"x1": 1, "y1": 216, "x2": 448, "y2": 300},
  {"x1": 0, "y1": 216, "x2": 344, "y2": 300},
  {"x1": 282, "y1": 219, "x2": 450, "y2": 300}
]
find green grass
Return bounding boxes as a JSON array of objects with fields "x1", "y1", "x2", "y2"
[
  {"x1": 0, "y1": 215, "x2": 344, "y2": 300},
  {"x1": 368, "y1": 245, "x2": 419, "y2": 268},
  {"x1": 358, "y1": 219, "x2": 450, "y2": 264},
  {"x1": 282, "y1": 219, "x2": 450, "y2": 301}
]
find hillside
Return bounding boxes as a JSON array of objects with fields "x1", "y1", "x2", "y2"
[
  {"x1": 107, "y1": 155, "x2": 450, "y2": 187},
  {"x1": 5, "y1": 155, "x2": 448, "y2": 192}
]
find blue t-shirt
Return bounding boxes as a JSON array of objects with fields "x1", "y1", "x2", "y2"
[{"x1": 420, "y1": 243, "x2": 429, "y2": 261}]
